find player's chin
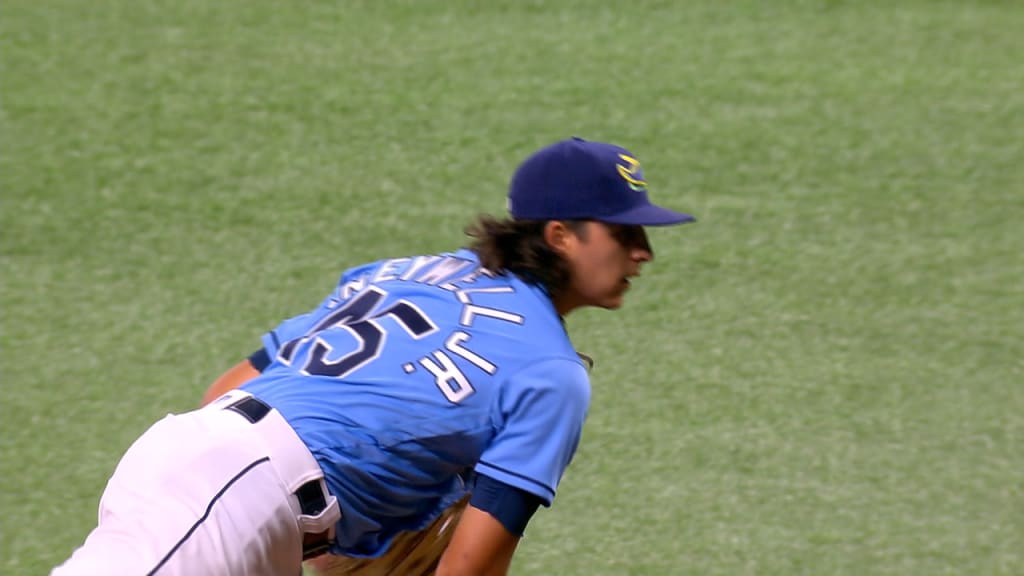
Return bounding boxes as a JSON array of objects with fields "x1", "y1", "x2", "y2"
[
  {"x1": 591, "y1": 284, "x2": 630, "y2": 310},
  {"x1": 599, "y1": 293, "x2": 627, "y2": 310}
]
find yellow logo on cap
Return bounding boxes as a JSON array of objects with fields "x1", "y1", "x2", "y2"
[{"x1": 616, "y1": 154, "x2": 647, "y2": 192}]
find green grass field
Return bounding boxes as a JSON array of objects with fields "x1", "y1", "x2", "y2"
[{"x1": 2, "y1": 1, "x2": 1022, "y2": 574}]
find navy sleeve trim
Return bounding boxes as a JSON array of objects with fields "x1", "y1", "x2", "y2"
[
  {"x1": 476, "y1": 460, "x2": 553, "y2": 496},
  {"x1": 248, "y1": 348, "x2": 271, "y2": 372},
  {"x1": 469, "y1": 472, "x2": 543, "y2": 537}
]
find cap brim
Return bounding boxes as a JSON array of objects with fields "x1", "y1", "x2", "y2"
[{"x1": 599, "y1": 203, "x2": 696, "y2": 226}]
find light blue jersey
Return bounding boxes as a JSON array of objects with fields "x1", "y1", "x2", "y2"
[{"x1": 241, "y1": 249, "x2": 591, "y2": 558}]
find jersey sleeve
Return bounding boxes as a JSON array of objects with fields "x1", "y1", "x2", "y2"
[
  {"x1": 260, "y1": 309, "x2": 320, "y2": 358},
  {"x1": 474, "y1": 357, "x2": 591, "y2": 506}
]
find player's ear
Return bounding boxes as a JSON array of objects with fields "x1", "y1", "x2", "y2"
[{"x1": 543, "y1": 220, "x2": 577, "y2": 256}]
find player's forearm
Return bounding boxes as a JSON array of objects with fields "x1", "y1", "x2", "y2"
[
  {"x1": 435, "y1": 557, "x2": 511, "y2": 576},
  {"x1": 435, "y1": 505, "x2": 518, "y2": 576}
]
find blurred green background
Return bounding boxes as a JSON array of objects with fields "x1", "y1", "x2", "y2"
[{"x1": 2, "y1": 1, "x2": 1021, "y2": 574}]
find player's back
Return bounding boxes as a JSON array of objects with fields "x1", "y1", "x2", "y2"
[{"x1": 242, "y1": 249, "x2": 589, "y2": 556}]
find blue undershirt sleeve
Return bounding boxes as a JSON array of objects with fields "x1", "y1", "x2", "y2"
[{"x1": 469, "y1": 472, "x2": 543, "y2": 537}]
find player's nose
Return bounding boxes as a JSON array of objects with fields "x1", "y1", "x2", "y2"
[
  {"x1": 633, "y1": 246, "x2": 653, "y2": 263},
  {"x1": 634, "y1": 232, "x2": 653, "y2": 262},
  {"x1": 629, "y1": 227, "x2": 653, "y2": 262}
]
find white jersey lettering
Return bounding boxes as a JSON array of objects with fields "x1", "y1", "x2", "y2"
[
  {"x1": 372, "y1": 258, "x2": 409, "y2": 283},
  {"x1": 399, "y1": 255, "x2": 442, "y2": 281},
  {"x1": 445, "y1": 331, "x2": 497, "y2": 375},
  {"x1": 419, "y1": 350, "x2": 475, "y2": 403},
  {"x1": 414, "y1": 257, "x2": 473, "y2": 286}
]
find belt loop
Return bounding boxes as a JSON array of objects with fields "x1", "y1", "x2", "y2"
[
  {"x1": 225, "y1": 396, "x2": 271, "y2": 423},
  {"x1": 296, "y1": 479, "x2": 340, "y2": 535},
  {"x1": 295, "y1": 480, "x2": 328, "y2": 516}
]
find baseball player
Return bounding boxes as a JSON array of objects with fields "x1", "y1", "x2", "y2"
[{"x1": 53, "y1": 137, "x2": 696, "y2": 576}]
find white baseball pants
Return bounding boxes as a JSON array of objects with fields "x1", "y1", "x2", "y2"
[{"x1": 52, "y1": 390, "x2": 340, "y2": 576}]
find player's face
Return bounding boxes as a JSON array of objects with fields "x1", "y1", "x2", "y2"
[{"x1": 554, "y1": 221, "x2": 654, "y2": 314}]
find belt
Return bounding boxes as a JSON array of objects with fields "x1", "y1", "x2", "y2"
[{"x1": 224, "y1": 395, "x2": 333, "y2": 560}]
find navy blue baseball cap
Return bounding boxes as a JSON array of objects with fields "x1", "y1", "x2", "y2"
[{"x1": 508, "y1": 137, "x2": 696, "y2": 226}]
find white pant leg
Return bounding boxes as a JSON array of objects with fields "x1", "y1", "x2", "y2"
[{"x1": 52, "y1": 404, "x2": 305, "y2": 576}]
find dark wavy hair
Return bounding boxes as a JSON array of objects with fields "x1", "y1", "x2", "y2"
[{"x1": 464, "y1": 215, "x2": 587, "y2": 297}]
